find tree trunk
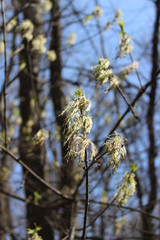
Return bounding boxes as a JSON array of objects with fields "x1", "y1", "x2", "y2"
[
  {"x1": 50, "y1": 1, "x2": 79, "y2": 238},
  {"x1": 143, "y1": 1, "x2": 160, "y2": 239},
  {"x1": 18, "y1": 1, "x2": 53, "y2": 239}
]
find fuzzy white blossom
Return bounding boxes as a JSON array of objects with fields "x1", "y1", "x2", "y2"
[
  {"x1": 114, "y1": 9, "x2": 122, "y2": 22},
  {"x1": 105, "y1": 132, "x2": 126, "y2": 174},
  {"x1": 118, "y1": 62, "x2": 139, "y2": 80},
  {"x1": 32, "y1": 129, "x2": 49, "y2": 147},
  {"x1": 61, "y1": 91, "x2": 91, "y2": 127},
  {"x1": 115, "y1": 172, "x2": 136, "y2": 206},
  {"x1": 47, "y1": 50, "x2": 56, "y2": 62},
  {"x1": 18, "y1": 19, "x2": 34, "y2": 41},
  {"x1": 66, "y1": 136, "x2": 97, "y2": 163},
  {"x1": 92, "y1": 58, "x2": 113, "y2": 85},
  {"x1": 41, "y1": 0, "x2": 52, "y2": 12},
  {"x1": 66, "y1": 33, "x2": 76, "y2": 45},
  {"x1": 118, "y1": 35, "x2": 133, "y2": 58},
  {"x1": 31, "y1": 35, "x2": 46, "y2": 54},
  {"x1": 0, "y1": 41, "x2": 4, "y2": 54},
  {"x1": 63, "y1": 115, "x2": 92, "y2": 145},
  {"x1": 6, "y1": 17, "x2": 17, "y2": 32},
  {"x1": 92, "y1": 58, "x2": 120, "y2": 92},
  {"x1": 28, "y1": 233, "x2": 42, "y2": 240},
  {"x1": 61, "y1": 92, "x2": 91, "y2": 145},
  {"x1": 60, "y1": 88, "x2": 96, "y2": 163},
  {"x1": 104, "y1": 76, "x2": 120, "y2": 93}
]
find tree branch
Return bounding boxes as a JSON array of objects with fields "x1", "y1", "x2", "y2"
[
  {"x1": 1, "y1": 0, "x2": 8, "y2": 149},
  {"x1": 0, "y1": 144, "x2": 72, "y2": 200},
  {"x1": 81, "y1": 149, "x2": 89, "y2": 240}
]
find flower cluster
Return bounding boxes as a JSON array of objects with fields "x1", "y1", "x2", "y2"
[
  {"x1": 47, "y1": 50, "x2": 56, "y2": 62},
  {"x1": 6, "y1": 17, "x2": 17, "y2": 32},
  {"x1": 41, "y1": 0, "x2": 52, "y2": 12},
  {"x1": 92, "y1": 5, "x2": 103, "y2": 17},
  {"x1": 67, "y1": 136, "x2": 96, "y2": 164},
  {"x1": 118, "y1": 61, "x2": 139, "y2": 80},
  {"x1": 61, "y1": 91, "x2": 91, "y2": 142},
  {"x1": 60, "y1": 88, "x2": 96, "y2": 163},
  {"x1": 115, "y1": 171, "x2": 136, "y2": 206},
  {"x1": 27, "y1": 226, "x2": 42, "y2": 240},
  {"x1": 92, "y1": 57, "x2": 139, "y2": 92},
  {"x1": 105, "y1": 9, "x2": 122, "y2": 31},
  {"x1": 66, "y1": 33, "x2": 76, "y2": 45},
  {"x1": 28, "y1": 233, "x2": 42, "y2": 240},
  {"x1": 0, "y1": 40, "x2": 4, "y2": 54},
  {"x1": 118, "y1": 35, "x2": 133, "y2": 58},
  {"x1": 105, "y1": 132, "x2": 126, "y2": 174},
  {"x1": 92, "y1": 58, "x2": 113, "y2": 85},
  {"x1": 32, "y1": 129, "x2": 49, "y2": 147},
  {"x1": 114, "y1": 9, "x2": 122, "y2": 22},
  {"x1": 117, "y1": 20, "x2": 133, "y2": 58},
  {"x1": 18, "y1": 19, "x2": 34, "y2": 41},
  {"x1": 31, "y1": 35, "x2": 46, "y2": 54},
  {"x1": 92, "y1": 58, "x2": 120, "y2": 92}
]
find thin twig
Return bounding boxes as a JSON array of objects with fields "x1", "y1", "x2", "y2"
[
  {"x1": 82, "y1": 149, "x2": 89, "y2": 239},
  {"x1": 116, "y1": 85, "x2": 139, "y2": 120},
  {"x1": 0, "y1": 187, "x2": 26, "y2": 202},
  {"x1": 85, "y1": 195, "x2": 117, "y2": 229},
  {"x1": 77, "y1": 195, "x2": 118, "y2": 232},
  {"x1": 69, "y1": 201, "x2": 77, "y2": 240},
  {"x1": 1, "y1": 0, "x2": 8, "y2": 149},
  {"x1": 0, "y1": 144, "x2": 72, "y2": 200},
  {"x1": 88, "y1": 199, "x2": 160, "y2": 221},
  {"x1": 87, "y1": 79, "x2": 153, "y2": 168},
  {"x1": 129, "y1": 53, "x2": 143, "y2": 87}
]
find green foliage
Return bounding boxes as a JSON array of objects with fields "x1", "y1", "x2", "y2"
[
  {"x1": 19, "y1": 61, "x2": 26, "y2": 71},
  {"x1": 118, "y1": 20, "x2": 125, "y2": 37},
  {"x1": 27, "y1": 225, "x2": 42, "y2": 240},
  {"x1": 75, "y1": 87, "x2": 83, "y2": 97},
  {"x1": 2, "y1": 166, "x2": 10, "y2": 174},
  {"x1": 83, "y1": 15, "x2": 93, "y2": 23},
  {"x1": 118, "y1": 20, "x2": 133, "y2": 57},
  {"x1": 130, "y1": 161, "x2": 138, "y2": 173},
  {"x1": 34, "y1": 191, "x2": 42, "y2": 205}
]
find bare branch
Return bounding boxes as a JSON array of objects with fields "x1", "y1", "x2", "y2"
[{"x1": 0, "y1": 144, "x2": 72, "y2": 200}]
